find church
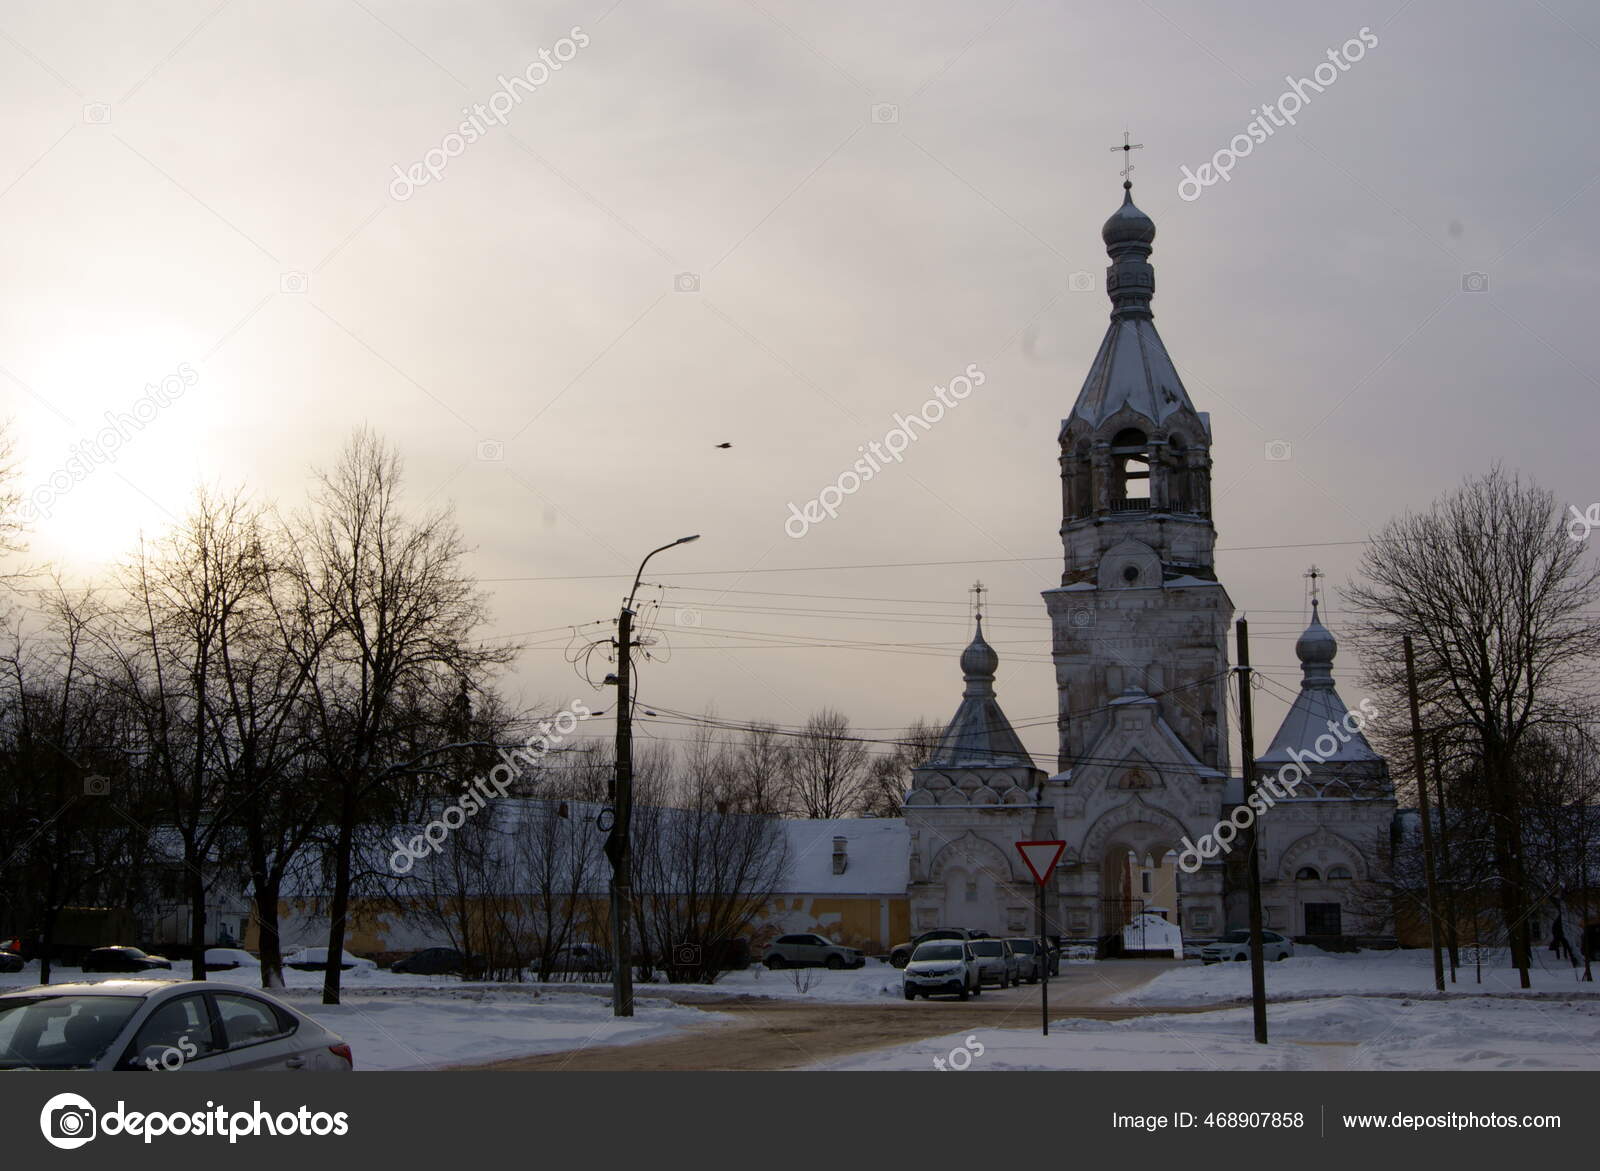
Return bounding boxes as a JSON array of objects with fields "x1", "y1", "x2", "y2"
[{"x1": 901, "y1": 174, "x2": 1397, "y2": 946}]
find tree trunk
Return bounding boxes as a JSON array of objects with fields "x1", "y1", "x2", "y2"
[
  {"x1": 254, "y1": 873, "x2": 286, "y2": 990},
  {"x1": 1486, "y1": 747, "x2": 1531, "y2": 986},
  {"x1": 321, "y1": 785, "x2": 356, "y2": 1006},
  {"x1": 187, "y1": 851, "x2": 208, "y2": 982}
]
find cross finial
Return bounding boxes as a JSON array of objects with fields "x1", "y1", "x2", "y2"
[
  {"x1": 1110, "y1": 129, "x2": 1143, "y2": 187},
  {"x1": 970, "y1": 580, "x2": 986, "y2": 623},
  {"x1": 1304, "y1": 564, "x2": 1324, "y2": 610}
]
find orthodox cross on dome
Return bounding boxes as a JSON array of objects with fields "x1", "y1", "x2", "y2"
[
  {"x1": 1304, "y1": 564, "x2": 1324, "y2": 610},
  {"x1": 969, "y1": 580, "x2": 987, "y2": 623},
  {"x1": 1110, "y1": 129, "x2": 1143, "y2": 186}
]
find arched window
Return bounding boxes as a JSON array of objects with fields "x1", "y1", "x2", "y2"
[
  {"x1": 1327, "y1": 865, "x2": 1353, "y2": 881},
  {"x1": 1295, "y1": 866, "x2": 1321, "y2": 881},
  {"x1": 1110, "y1": 428, "x2": 1149, "y2": 505}
]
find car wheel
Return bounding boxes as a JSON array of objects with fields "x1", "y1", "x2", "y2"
[
  {"x1": 958, "y1": 983, "x2": 970, "y2": 1001},
  {"x1": 1275, "y1": 950, "x2": 1290, "y2": 961},
  {"x1": 1234, "y1": 953, "x2": 1247, "y2": 961},
  {"x1": 825, "y1": 955, "x2": 844, "y2": 970},
  {"x1": 765, "y1": 955, "x2": 786, "y2": 970},
  {"x1": 904, "y1": 987, "x2": 916, "y2": 1001}
]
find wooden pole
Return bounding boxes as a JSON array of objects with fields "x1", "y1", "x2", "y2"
[{"x1": 1235, "y1": 618, "x2": 1268, "y2": 1044}]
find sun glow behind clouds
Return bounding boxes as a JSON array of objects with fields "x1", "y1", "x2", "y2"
[{"x1": 11, "y1": 324, "x2": 214, "y2": 571}]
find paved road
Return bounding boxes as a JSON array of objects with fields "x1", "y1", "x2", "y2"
[{"x1": 458, "y1": 960, "x2": 1200, "y2": 1071}]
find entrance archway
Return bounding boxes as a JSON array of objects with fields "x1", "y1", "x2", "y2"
[{"x1": 1098, "y1": 829, "x2": 1183, "y2": 935}]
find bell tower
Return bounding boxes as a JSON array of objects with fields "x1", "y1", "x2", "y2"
[{"x1": 1043, "y1": 172, "x2": 1233, "y2": 779}]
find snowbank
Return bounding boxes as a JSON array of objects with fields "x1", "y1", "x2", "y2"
[
  {"x1": 815, "y1": 996, "x2": 1600, "y2": 1071},
  {"x1": 1116, "y1": 947, "x2": 1600, "y2": 1005}
]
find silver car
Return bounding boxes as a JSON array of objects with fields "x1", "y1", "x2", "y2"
[
  {"x1": 902, "y1": 940, "x2": 981, "y2": 1000},
  {"x1": 1199, "y1": 929, "x2": 1294, "y2": 963},
  {"x1": 968, "y1": 938, "x2": 1019, "y2": 988},
  {"x1": 0, "y1": 980, "x2": 354, "y2": 1071},
  {"x1": 762, "y1": 933, "x2": 865, "y2": 970}
]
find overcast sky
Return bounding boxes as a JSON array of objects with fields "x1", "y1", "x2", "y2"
[{"x1": 3, "y1": 0, "x2": 1597, "y2": 767}]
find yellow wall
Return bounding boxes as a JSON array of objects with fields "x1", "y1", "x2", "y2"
[{"x1": 250, "y1": 892, "x2": 911, "y2": 957}]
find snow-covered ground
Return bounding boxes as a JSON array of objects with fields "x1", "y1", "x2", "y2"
[
  {"x1": 0, "y1": 958, "x2": 909, "y2": 1000},
  {"x1": 273, "y1": 987, "x2": 719, "y2": 1070},
  {"x1": 0, "y1": 962, "x2": 724, "y2": 1070},
  {"x1": 816, "y1": 996, "x2": 1600, "y2": 1071},
  {"x1": 1117, "y1": 947, "x2": 1600, "y2": 1005}
]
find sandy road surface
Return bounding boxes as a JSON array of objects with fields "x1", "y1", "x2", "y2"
[{"x1": 458, "y1": 961, "x2": 1202, "y2": 1071}]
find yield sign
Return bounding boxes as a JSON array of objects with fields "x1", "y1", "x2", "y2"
[{"x1": 1015, "y1": 840, "x2": 1066, "y2": 886}]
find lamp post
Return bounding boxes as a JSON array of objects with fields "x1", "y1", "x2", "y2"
[{"x1": 607, "y1": 534, "x2": 699, "y2": 1017}]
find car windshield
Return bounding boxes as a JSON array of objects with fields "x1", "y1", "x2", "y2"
[
  {"x1": 106, "y1": 947, "x2": 145, "y2": 957},
  {"x1": 971, "y1": 941, "x2": 1003, "y2": 955},
  {"x1": 0, "y1": 995, "x2": 143, "y2": 1070},
  {"x1": 1219, "y1": 930, "x2": 1252, "y2": 943},
  {"x1": 912, "y1": 943, "x2": 962, "y2": 962},
  {"x1": 1008, "y1": 940, "x2": 1036, "y2": 954}
]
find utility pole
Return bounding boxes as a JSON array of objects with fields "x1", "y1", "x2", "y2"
[
  {"x1": 1404, "y1": 635, "x2": 1447, "y2": 993},
  {"x1": 606, "y1": 535, "x2": 700, "y2": 1018},
  {"x1": 1235, "y1": 618, "x2": 1268, "y2": 1044},
  {"x1": 607, "y1": 601, "x2": 636, "y2": 1017}
]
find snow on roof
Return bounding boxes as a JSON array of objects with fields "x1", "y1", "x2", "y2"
[
  {"x1": 1071, "y1": 316, "x2": 1198, "y2": 429},
  {"x1": 780, "y1": 818, "x2": 908, "y2": 895}
]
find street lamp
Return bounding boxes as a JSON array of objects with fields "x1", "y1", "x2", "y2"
[{"x1": 606, "y1": 534, "x2": 699, "y2": 1017}]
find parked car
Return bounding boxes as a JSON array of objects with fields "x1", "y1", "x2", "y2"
[
  {"x1": 969, "y1": 938, "x2": 1019, "y2": 988},
  {"x1": 202, "y1": 948, "x2": 259, "y2": 972},
  {"x1": 1004, "y1": 937, "x2": 1058, "y2": 983},
  {"x1": 889, "y1": 928, "x2": 977, "y2": 969},
  {"x1": 542, "y1": 943, "x2": 611, "y2": 975},
  {"x1": 81, "y1": 947, "x2": 172, "y2": 973},
  {"x1": 762, "y1": 933, "x2": 865, "y2": 970},
  {"x1": 0, "y1": 980, "x2": 353, "y2": 1071},
  {"x1": 283, "y1": 947, "x2": 376, "y2": 973},
  {"x1": 0, "y1": 951, "x2": 24, "y2": 974},
  {"x1": 392, "y1": 947, "x2": 482, "y2": 976},
  {"x1": 902, "y1": 940, "x2": 981, "y2": 1000},
  {"x1": 1200, "y1": 930, "x2": 1294, "y2": 963}
]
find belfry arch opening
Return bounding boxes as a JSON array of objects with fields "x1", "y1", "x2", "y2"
[{"x1": 1110, "y1": 428, "x2": 1150, "y2": 507}]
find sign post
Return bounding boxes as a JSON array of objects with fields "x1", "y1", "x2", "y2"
[{"x1": 1015, "y1": 840, "x2": 1066, "y2": 1036}]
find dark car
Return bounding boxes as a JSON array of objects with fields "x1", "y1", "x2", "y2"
[
  {"x1": 889, "y1": 928, "x2": 977, "y2": 969},
  {"x1": 392, "y1": 947, "x2": 482, "y2": 976},
  {"x1": 0, "y1": 951, "x2": 25, "y2": 974},
  {"x1": 80, "y1": 947, "x2": 172, "y2": 974}
]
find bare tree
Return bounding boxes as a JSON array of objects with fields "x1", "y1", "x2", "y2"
[
  {"x1": 1346, "y1": 468, "x2": 1600, "y2": 985},
  {"x1": 109, "y1": 491, "x2": 271, "y2": 981},
  {"x1": 790, "y1": 708, "x2": 870, "y2": 819},
  {"x1": 631, "y1": 739, "x2": 791, "y2": 983},
  {"x1": 857, "y1": 717, "x2": 941, "y2": 817},
  {"x1": 287, "y1": 430, "x2": 511, "y2": 1004}
]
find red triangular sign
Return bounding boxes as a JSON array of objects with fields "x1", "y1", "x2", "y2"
[{"x1": 1016, "y1": 840, "x2": 1066, "y2": 886}]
